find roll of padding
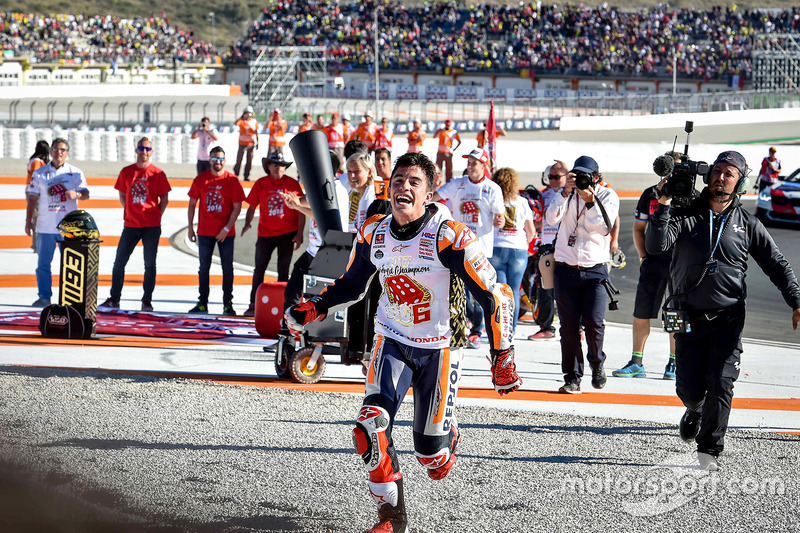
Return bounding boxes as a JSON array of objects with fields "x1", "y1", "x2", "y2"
[
  {"x1": 289, "y1": 129, "x2": 343, "y2": 241},
  {"x1": 539, "y1": 253, "x2": 555, "y2": 290}
]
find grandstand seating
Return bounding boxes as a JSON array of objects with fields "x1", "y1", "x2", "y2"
[{"x1": 228, "y1": 2, "x2": 800, "y2": 81}]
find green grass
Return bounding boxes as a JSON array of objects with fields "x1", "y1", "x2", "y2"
[{"x1": 5, "y1": 0, "x2": 800, "y2": 56}]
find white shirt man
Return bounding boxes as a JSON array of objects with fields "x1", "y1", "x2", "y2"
[
  {"x1": 25, "y1": 138, "x2": 90, "y2": 307},
  {"x1": 545, "y1": 155, "x2": 619, "y2": 395}
]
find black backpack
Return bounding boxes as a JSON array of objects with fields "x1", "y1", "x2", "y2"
[{"x1": 39, "y1": 304, "x2": 86, "y2": 339}]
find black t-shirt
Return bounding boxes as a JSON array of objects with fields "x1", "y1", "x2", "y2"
[{"x1": 635, "y1": 184, "x2": 698, "y2": 258}]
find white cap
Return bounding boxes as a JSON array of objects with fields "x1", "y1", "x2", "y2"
[
  {"x1": 244, "y1": 105, "x2": 254, "y2": 114},
  {"x1": 365, "y1": 110, "x2": 374, "y2": 118},
  {"x1": 343, "y1": 113, "x2": 351, "y2": 121}
]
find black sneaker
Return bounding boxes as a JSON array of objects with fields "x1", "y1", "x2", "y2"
[
  {"x1": 679, "y1": 409, "x2": 701, "y2": 442},
  {"x1": 559, "y1": 382, "x2": 581, "y2": 394},
  {"x1": 188, "y1": 302, "x2": 208, "y2": 314},
  {"x1": 100, "y1": 298, "x2": 119, "y2": 309},
  {"x1": 591, "y1": 365, "x2": 607, "y2": 389},
  {"x1": 243, "y1": 304, "x2": 255, "y2": 317},
  {"x1": 222, "y1": 303, "x2": 236, "y2": 316},
  {"x1": 141, "y1": 300, "x2": 154, "y2": 312}
]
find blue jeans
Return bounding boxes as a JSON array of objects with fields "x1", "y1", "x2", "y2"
[
  {"x1": 110, "y1": 226, "x2": 162, "y2": 302},
  {"x1": 489, "y1": 246, "x2": 528, "y2": 332},
  {"x1": 197, "y1": 235, "x2": 235, "y2": 305},
  {"x1": 35, "y1": 232, "x2": 62, "y2": 300}
]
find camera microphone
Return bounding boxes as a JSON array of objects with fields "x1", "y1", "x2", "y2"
[{"x1": 653, "y1": 155, "x2": 675, "y2": 177}]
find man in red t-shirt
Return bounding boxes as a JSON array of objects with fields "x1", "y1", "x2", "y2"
[
  {"x1": 241, "y1": 152, "x2": 305, "y2": 316},
  {"x1": 101, "y1": 137, "x2": 171, "y2": 311},
  {"x1": 187, "y1": 146, "x2": 246, "y2": 315}
]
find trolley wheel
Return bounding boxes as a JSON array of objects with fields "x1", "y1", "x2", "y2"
[
  {"x1": 289, "y1": 346, "x2": 326, "y2": 384},
  {"x1": 274, "y1": 337, "x2": 293, "y2": 379}
]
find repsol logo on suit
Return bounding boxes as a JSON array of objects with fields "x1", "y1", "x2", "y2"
[{"x1": 442, "y1": 359, "x2": 460, "y2": 432}]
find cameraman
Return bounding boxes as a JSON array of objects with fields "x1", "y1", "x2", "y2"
[
  {"x1": 646, "y1": 150, "x2": 800, "y2": 471},
  {"x1": 191, "y1": 117, "x2": 218, "y2": 175},
  {"x1": 546, "y1": 156, "x2": 619, "y2": 394}
]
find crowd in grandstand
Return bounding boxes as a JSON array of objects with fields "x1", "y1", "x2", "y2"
[
  {"x1": 228, "y1": 1, "x2": 800, "y2": 80},
  {"x1": 2, "y1": 3, "x2": 800, "y2": 79},
  {"x1": 0, "y1": 12, "x2": 216, "y2": 64}
]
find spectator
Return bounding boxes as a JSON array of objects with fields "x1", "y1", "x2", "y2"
[
  {"x1": 315, "y1": 114, "x2": 327, "y2": 130},
  {"x1": 758, "y1": 146, "x2": 781, "y2": 192},
  {"x1": 529, "y1": 160, "x2": 569, "y2": 341},
  {"x1": 187, "y1": 146, "x2": 246, "y2": 316},
  {"x1": 233, "y1": 105, "x2": 259, "y2": 181},
  {"x1": 343, "y1": 152, "x2": 378, "y2": 233},
  {"x1": 434, "y1": 119, "x2": 461, "y2": 182},
  {"x1": 25, "y1": 138, "x2": 90, "y2": 307},
  {"x1": 407, "y1": 118, "x2": 426, "y2": 153},
  {"x1": 546, "y1": 156, "x2": 619, "y2": 394},
  {"x1": 101, "y1": 137, "x2": 171, "y2": 312},
  {"x1": 374, "y1": 148, "x2": 392, "y2": 181},
  {"x1": 266, "y1": 108, "x2": 289, "y2": 157},
  {"x1": 298, "y1": 112, "x2": 315, "y2": 133},
  {"x1": 432, "y1": 147, "x2": 504, "y2": 349},
  {"x1": 242, "y1": 153, "x2": 305, "y2": 317},
  {"x1": 342, "y1": 113, "x2": 356, "y2": 142},
  {"x1": 355, "y1": 110, "x2": 378, "y2": 152},
  {"x1": 490, "y1": 167, "x2": 535, "y2": 335},
  {"x1": 326, "y1": 112, "x2": 347, "y2": 172},
  {"x1": 375, "y1": 118, "x2": 394, "y2": 150},
  {"x1": 26, "y1": 140, "x2": 50, "y2": 250},
  {"x1": 191, "y1": 116, "x2": 218, "y2": 175},
  {"x1": 476, "y1": 122, "x2": 507, "y2": 149}
]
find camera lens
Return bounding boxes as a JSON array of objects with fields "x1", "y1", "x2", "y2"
[{"x1": 575, "y1": 173, "x2": 592, "y2": 190}]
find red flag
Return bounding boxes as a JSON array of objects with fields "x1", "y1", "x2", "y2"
[{"x1": 487, "y1": 100, "x2": 497, "y2": 171}]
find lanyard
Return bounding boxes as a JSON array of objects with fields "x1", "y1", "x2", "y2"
[
  {"x1": 708, "y1": 210, "x2": 727, "y2": 258},
  {"x1": 573, "y1": 193, "x2": 586, "y2": 229}
]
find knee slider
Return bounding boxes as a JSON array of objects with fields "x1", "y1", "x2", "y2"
[{"x1": 353, "y1": 405, "x2": 398, "y2": 482}]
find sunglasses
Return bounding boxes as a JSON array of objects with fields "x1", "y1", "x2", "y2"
[
  {"x1": 137, "y1": 146, "x2": 153, "y2": 152},
  {"x1": 548, "y1": 174, "x2": 566, "y2": 179},
  {"x1": 210, "y1": 156, "x2": 225, "y2": 162},
  {"x1": 51, "y1": 146, "x2": 69, "y2": 152}
]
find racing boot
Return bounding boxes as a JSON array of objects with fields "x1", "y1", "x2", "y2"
[{"x1": 365, "y1": 477, "x2": 407, "y2": 533}]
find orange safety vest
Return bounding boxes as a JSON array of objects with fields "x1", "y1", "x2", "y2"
[
  {"x1": 407, "y1": 130, "x2": 426, "y2": 153},
  {"x1": 437, "y1": 128, "x2": 460, "y2": 154},
  {"x1": 326, "y1": 124, "x2": 345, "y2": 148},
  {"x1": 236, "y1": 117, "x2": 259, "y2": 146},
  {"x1": 268, "y1": 119, "x2": 288, "y2": 146},
  {"x1": 299, "y1": 122, "x2": 315, "y2": 133},
  {"x1": 375, "y1": 127, "x2": 393, "y2": 149},
  {"x1": 355, "y1": 122, "x2": 378, "y2": 149}
]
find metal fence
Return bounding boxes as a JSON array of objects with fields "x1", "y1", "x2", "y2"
[{"x1": 2, "y1": 89, "x2": 799, "y2": 130}]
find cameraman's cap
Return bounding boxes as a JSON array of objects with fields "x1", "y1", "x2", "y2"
[
  {"x1": 463, "y1": 147, "x2": 490, "y2": 165},
  {"x1": 571, "y1": 155, "x2": 599, "y2": 174},
  {"x1": 713, "y1": 150, "x2": 746, "y2": 177},
  {"x1": 264, "y1": 152, "x2": 293, "y2": 168}
]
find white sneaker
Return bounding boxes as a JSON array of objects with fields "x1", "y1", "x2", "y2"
[{"x1": 697, "y1": 452, "x2": 719, "y2": 471}]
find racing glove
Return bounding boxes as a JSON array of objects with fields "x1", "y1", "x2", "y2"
[
  {"x1": 284, "y1": 299, "x2": 325, "y2": 337},
  {"x1": 489, "y1": 346, "x2": 522, "y2": 396}
]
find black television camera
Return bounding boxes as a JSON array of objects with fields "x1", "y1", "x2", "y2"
[{"x1": 653, "y1": 121, "x2": 708, "y2": 206}]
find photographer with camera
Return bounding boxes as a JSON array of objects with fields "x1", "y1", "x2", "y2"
[
  {"x1": 647, "y1": 150, "x2": 800, "y2": 471},
  {"x1": 191, "y1": 117, "x2": 218, "y2": 175},
  {"x1": 546, "y1": 156, "x2": 619, "y2": 394}
]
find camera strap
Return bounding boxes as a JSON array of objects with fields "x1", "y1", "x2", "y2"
[{"x1": 593, "y1": 191, "x2": 613, "y2": 236}]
